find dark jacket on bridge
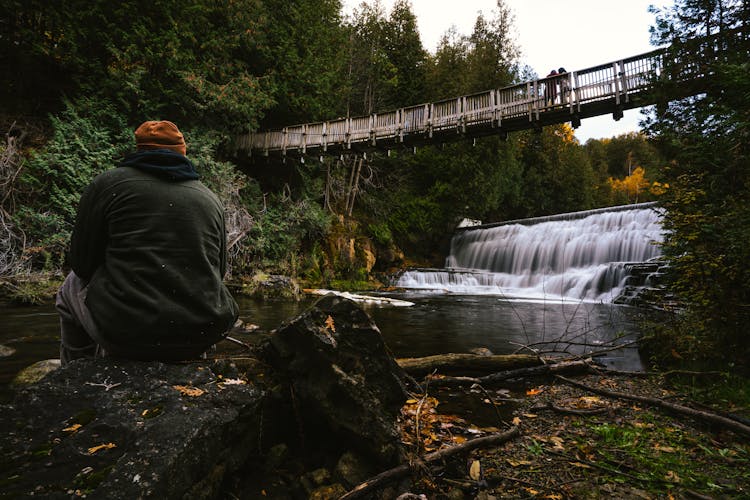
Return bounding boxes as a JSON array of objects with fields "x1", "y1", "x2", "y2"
[{"x1": 63, "y1": 138, "x2": 238, "y2": 361}]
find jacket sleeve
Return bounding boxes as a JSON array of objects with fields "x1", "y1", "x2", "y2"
[{"x1": 69, "y1": 178, "x2": 107, "y2": 282}]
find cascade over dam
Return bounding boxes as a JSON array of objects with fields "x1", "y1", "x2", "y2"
[{"x1": 396, "y1": 203, "x2": 664, "y2": 303}]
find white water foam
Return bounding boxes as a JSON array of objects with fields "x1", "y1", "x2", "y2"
[{"x1": 396, "y1": 204, "x2": 664, "y2": 303}]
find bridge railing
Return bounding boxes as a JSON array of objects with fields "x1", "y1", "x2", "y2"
[{"x1": 239, "y1": 47, "x2": 675, "y2": 156}]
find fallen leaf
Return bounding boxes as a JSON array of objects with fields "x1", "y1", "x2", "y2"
[
  {"x1": 654, "y1": 443, "x2": 676, "y2": 453},
  {"x1": 569, "y1": 461, "x2": 592, "y2": 469},
  {"x1": 324, "y1": 315, "x2": 335, "y2": 332},
  {"x1": 549, "y1": 436, "x2": 565, "y2": 450},
  {"x1": 173, "y1": 385, "x2": 205, "y2": 397},
  {"x1": 522, "y1": 413, "x2": 538, "y2": 418},
  {"x1": 469, "y1": 459, "x2": 482, "y2": 480},
  {"x1": 506, "y1": 459, "x2": 533, "y2": 467},
  {"x1": 578, "y1": 396, "x2": 601, "y2": 407},
  {"x1": 665, "y1": 470, "x2": 681, "y2": 483},
  {"x1": 545, "y1": 494, "x2": 563, "y2": 500},
  {"x1": 88, "y1": 443, "x2": 116, "y2": 454},
  {"x1": 526, "y1": 387, "x2": 544, "y2": 396},
  {"x1": 220, "y1": 378, "x2": 247, "y2": 386},
  {"x1": 512, "y1": 416, "x2": 522, "y2": 426},
  {"x1": 63, "y1": 423, "x2": 82, "y2": 433}
]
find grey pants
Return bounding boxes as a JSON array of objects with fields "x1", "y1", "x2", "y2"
[
  {"x1": 55, "y1": 272, "x2": 106, "y2": 366},
  {"x1": 55, "y1": 271, "x2": 215, "y2": 364}
]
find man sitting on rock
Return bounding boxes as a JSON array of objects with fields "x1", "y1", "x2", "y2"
[{"x1": 55, "y1": 120, "x2": 238, "y2": 365}]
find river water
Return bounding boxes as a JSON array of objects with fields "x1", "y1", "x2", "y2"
[{"x1": 0, "y1": 291, "x2": 648, "y2": 394}]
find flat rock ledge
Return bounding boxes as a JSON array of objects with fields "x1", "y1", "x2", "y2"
[
  {"x1": 1, "y1": 359, "x2": 264, "y2": 498},
  {"x1": 0, "y1": 294, "x2": 410, "y2": 498}
]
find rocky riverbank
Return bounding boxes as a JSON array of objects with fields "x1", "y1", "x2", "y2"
[{"x1": 2, "y1": 294, "x2": 749, "y2": 499}]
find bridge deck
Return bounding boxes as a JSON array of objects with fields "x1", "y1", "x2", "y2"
[{"x1": 237, "y1": 37, "x2": 718, "y2": 158}]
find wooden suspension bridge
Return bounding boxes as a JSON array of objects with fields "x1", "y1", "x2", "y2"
[{"x1": 236, "y1": 33, "x2": 731, "y2": 161}]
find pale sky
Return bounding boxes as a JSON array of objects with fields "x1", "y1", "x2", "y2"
[{"x1": 342, "y1": 0, "x2": 675, "y2": 142}]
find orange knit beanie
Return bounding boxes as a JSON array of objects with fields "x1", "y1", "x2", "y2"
[{"x1": 134, "y1": 120, "x2": 186, "y2": 155}]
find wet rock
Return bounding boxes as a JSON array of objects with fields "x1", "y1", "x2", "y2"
[
  {"x1": 11, "y1": 358, "x2": 60, "y2": 385},
  {"x1": 261, "y1": 294, "x2": 410, "y2": 466},
  {"x1": 0, "y1": 358, "x2": 263, "y2": 499},
  {"x1": 263, "y1": 443, "x2": 289, "y2": 473},
  {"x1": 335, "y1": 450, "x2": 377, "y2": 489},
  {"x1": 0, "y1": 344, "x2": 15, "y2": 358},
  {"x1": 237, "y1": 273, "x2": 301, "y2": 300},
  {"x1": 301, "y1": 467, "x2": 333, "y2": 494},
  {"x1": 310, "y1": 483, "x2": 347, "y2": 499}
]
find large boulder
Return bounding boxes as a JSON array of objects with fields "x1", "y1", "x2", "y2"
[
  {"x1": 0, "y1": 359, "x2": 263, "y2": 499},
  {"x1": 0, "y1": 295, "x2": 411, "y2": 498},
  {"x1": 261, "y1": 294, "x2": 410, "y2": 466}
]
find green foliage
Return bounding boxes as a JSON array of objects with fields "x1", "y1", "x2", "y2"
[
  {"x1": 257, "y1": 0, "x2": 348, "y2": 126},
  {"x1": 367, "y1": 222, "x2": 393, "y2": 246},
  {"x1": 13, "y1": 98, "x2": 131, "y2": 270},
  {"x1": 343, "y1": 1, "x2": 401, "y2": 115},
  {"x1": 425, "y1": 1, "x2": 519, "y2": 100},
  {"x1": 516, "y1": 125, "x2": 596, "y2": 217},
  {"x1": 354, "y1": 136, "x2": 524, "y2": 262},
  {"x1": 2, "y1": 275, "x2": 63, "y2": 306},
  {"x1": 247, "y1": 194, "x2": 332, "y2": 275},
  {"x1": 1, "y1": 0, "x2": 275, "y2": 133},
  {"x1": 645, "y1": 0, "x2": 750, "y2": 372}
]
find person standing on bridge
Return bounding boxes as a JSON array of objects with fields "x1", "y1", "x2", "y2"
[
  {"x1": 545, "y1": 69, "x2": 558, "y2": 105},
  {"x1": 55, "y1": 120, "x2": 239, "y2": 365},
  {"x1": 557, "y1": 67, "x2": 569, "y2": 104}
]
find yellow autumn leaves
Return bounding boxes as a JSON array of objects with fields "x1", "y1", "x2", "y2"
[{"x1": 608, "y1": 166, "x2": 670, "y2": 203}]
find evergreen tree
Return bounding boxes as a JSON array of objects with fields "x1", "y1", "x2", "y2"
[
  {"x1": 0, "y1": 0, "x2": 276, "y2": 133},
  {"x1": 381, "y1": 0, "x2": 428, "y2": 108},
  {"x1": 256, "y1": 0, "x2": 348, "y2": 126},
  {"x1": 645, "y1": 0, "x2": 750, "y2": 370}
]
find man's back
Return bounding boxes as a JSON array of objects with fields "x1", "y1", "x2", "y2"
[{"x1": 68, "y1": 154, "x2": 238, "y2": 359}]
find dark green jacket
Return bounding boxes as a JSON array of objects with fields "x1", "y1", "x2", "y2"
[{"x1": 70, "y1": 150, "x2": 238, "y2": 355}]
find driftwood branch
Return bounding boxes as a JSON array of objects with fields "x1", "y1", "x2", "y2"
[
  {"x1": 425, "y1": 359, "x2": 592, "y2": 388},
  {"x1": 339, "y1": 427, "x2": 520, "y2": 500},
  {"x1": 396, "y1": 353, "x2": 541, "y2": 377},
  {"x1": 531, "y1": 402, "x2": 609, "y2": 416},
  {"x1": 556, "y1": 375, "x2": 750, "y2": 438}
]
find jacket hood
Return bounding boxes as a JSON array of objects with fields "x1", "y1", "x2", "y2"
[{"x1": 119, "y1": 149, "x2": 200, "y2": 181}]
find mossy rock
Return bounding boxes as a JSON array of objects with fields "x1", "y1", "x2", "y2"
[{"x1": 11, "y1": 359, "x2": 61, "y2": 386}]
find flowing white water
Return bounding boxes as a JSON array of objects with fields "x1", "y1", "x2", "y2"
[{"x1": 396, "y1": 203, "x2": 664, "y2": 303}]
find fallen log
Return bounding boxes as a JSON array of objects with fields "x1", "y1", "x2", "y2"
[
  {"x1": 556, "y1": 375, "x2": 750, "y2": 438},
  {"x1": 339, "y1": 427, "x2": 520, "y2": 500},
  {"x1": 424, "y1": 359, "x2": 592, "y2": 387},
  {"x1": 396, "y1": 353, "x2": 541, "y2": 377}
]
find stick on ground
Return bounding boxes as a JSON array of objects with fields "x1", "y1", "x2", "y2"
[
  {"x1": 556, "y1": 375, "x2": 750, "y2": 438},
  {"x1": 339, "y1": 427, "x2": 520, "y2": 500}
]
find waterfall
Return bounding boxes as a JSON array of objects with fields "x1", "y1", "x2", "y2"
[{"x1": 396, "y1": 203, "x2": 664, "y2": 303}]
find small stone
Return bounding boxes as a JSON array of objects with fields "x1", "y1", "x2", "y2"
[
  {"x1": 263, "y1": 443, "x2": 289, "y2": 473},
  {"x1": 12, "y1": 359, "x2": 60, "y2": 386},
  {"x1": 0, "y1": 344, "x2": 16, "y2": 358},
  {"x1": 335, "y1": 451, "x2": 375, "y2": 488},
  {"x1": 307, "y1": 468, "x2": 331, "y2": 486}
]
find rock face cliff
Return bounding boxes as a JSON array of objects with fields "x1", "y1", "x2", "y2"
[{"x1": 0, "y1": 295, "x2": 410, "y2": 498}]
